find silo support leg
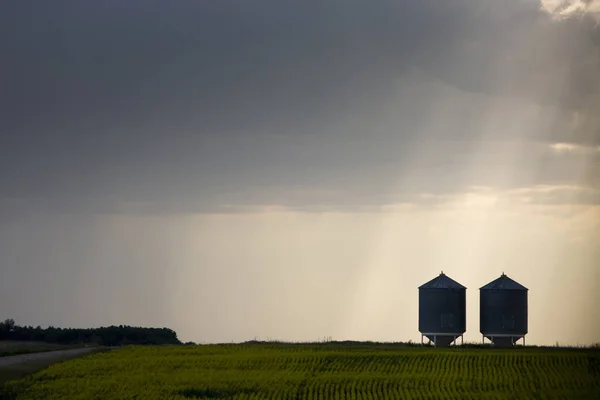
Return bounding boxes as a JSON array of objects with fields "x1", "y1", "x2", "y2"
[{"x1": 434, "y1": 335, "x2": 437, "y2": 347}]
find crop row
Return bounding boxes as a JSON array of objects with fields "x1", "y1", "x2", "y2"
[{"x1": 2, "y1": 345, "x2": 599, "y2": 399}]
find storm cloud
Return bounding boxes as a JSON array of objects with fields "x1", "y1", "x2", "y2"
[
  {"x1": 1, "y1": 0, "x2": 599, "y2": 213},
  {"x1": 1, "y1": 1, "x2": 600, "y2": 346}
]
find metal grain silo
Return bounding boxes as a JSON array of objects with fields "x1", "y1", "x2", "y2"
[
  {"x1": 418, "y1": 271, "x2": 466, "y2": 347},
  {"x1": 480, "y1": 273, "x2": 528, "y2": 346}
]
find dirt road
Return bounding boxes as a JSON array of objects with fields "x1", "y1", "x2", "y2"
[{"x1": 0, "y1": 347, "x2": 99, "y2": 368}]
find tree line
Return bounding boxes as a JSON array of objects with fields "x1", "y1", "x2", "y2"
[{"x1": 0, "y1": 319, "x2": 181, "y2": 346}]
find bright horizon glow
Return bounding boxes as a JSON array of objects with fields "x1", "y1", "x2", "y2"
[{"x1": 550, "y1": 142, "x2": 600, "y2": 153}]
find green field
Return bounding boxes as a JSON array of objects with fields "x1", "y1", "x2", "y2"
[{"x1": 2, "y1": 343, "x2": 600, "y2": 399}]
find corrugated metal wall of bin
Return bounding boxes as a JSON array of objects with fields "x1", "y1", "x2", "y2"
[
  {"x1": 418, "y1": 272, "x2": 466, "y2": 346},
  {"x1": 480, "y1": 273, "x2": 528, "y2": 346}
]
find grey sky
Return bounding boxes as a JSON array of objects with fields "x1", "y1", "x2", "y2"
[
  {"x1": 2, "y1": 0, "x2": 599, "y2": 212},
  {"x1": 0, "y1": 1, "x2": 599, "y2": 344}
]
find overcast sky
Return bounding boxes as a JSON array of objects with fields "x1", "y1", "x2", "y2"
[{"x1": 1, "y1": 0, "x2": 599, "y2": 345}]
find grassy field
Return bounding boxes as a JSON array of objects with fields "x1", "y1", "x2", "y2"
[
  {"x1": 1, "y1": 343, "x2": 600, "y2": 399},
  {"x1": 0, "y1": 347, "x2": 106, "y2": 387},
  {"x1": 0, "y1": 342, "x2": 80, "y2": 358}
]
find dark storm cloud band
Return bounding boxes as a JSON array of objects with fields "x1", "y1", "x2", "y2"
[{"x1": 0, "y1": 1, "x2": 598, "y2": 213}]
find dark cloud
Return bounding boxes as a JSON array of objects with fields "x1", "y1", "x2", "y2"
[
  {"x1": 0, "y1": 1, "x2": 598, "y2": 213},
  {"x1": 2, "y1": 0, "x2": 597, "y2": 134}
]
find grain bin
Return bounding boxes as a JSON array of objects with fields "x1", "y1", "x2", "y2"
[
  {"x1": 418, "y1": 271, "x2": 466, "y2": 347},
  {"x1": 479, "y1": 273, "x2": 528, "y2": 346}
]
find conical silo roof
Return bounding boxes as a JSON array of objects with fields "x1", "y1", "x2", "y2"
[
  {"x1": 479, "y1": 273, "x2": 528, "y2": 290},
  {"x1": 419, "y1": 272, "x2": 466, "y2": 289}
]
